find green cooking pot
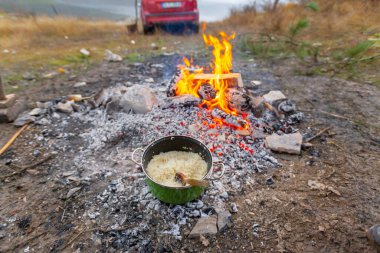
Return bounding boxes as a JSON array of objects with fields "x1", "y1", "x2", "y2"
[{"x1": 131, "y1": 135, "x2": 225, "y2": 205}]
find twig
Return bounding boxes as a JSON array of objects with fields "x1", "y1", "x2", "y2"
[
  {"x1": 301, "y1": 109, "x2": 352, "y2": 121},
  {"x1": 0, "y1": 155, "x2": 53, "y2": 180},
  {"x1": 61, "y1": 225, "x2": 130, "y2": 251},
  {"x1": 305, "y1": 126, "x2": 332, "y2": 142},
  {"x1": 0, "y1": 123, "x2": 30, "y2": 156},
  {"x1": 61, "y1": 228, "x2": 85, "y2": 251}
]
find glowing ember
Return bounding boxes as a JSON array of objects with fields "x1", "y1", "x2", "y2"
[{"x1": 175, "y1": 30, "x2": 249, "y2": 130}]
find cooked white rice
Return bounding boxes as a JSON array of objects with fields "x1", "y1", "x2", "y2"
[{"x1": 146, "y1": 151, "x2": 208, "y2": 187}]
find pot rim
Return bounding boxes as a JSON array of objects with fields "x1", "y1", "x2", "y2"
[{"x1": 141, "y1": 135, "x2": 213, "y2": 190}]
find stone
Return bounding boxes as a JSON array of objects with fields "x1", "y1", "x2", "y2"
[
  {"x1": 80, "y1": 48, "x2": 90, "y2": 56},
  {"x1": 73, "y1": 82, "x2": 87, "y2": 88},
  {"x1": 56, "y1": 101, "x2": 74, "y2": 114},
  {"x1": 217, "y1": 211, "x2": 232, "y2": 232},
  {"x1": 189, "y1": 216, "x2": 218, "y2": 238},
  {"x1": 28, "y1": 108, "x2": 44, "y2": 116},
  {"x1": 119, "y1": 85, "x2": 158, "y2": 114},
  {"x1": 0, "y1": 94, "x2": 16, "y2": 109},
  {"x1": 230, "y1": 203, "x2": 238, "y2": 213},
  {"x1": 263, "y1": 90, "x2": 286, "y2": 103},
  {"x1": 0, "y1": 98, "x2": 28, "y2": 123},
  {"x1": 13, "y1": 113, "x2": 35, "y2": 126},
  {"x1": 104, "y1": 49, "x2": 122, "y2": 62},
  {"x1": 265, "y1": 132, "x2": 303, "y2": 155}
]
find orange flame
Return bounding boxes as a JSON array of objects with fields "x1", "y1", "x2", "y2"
[{"x1": 175, "y1": 29, "x2": 249, "y2": 130}]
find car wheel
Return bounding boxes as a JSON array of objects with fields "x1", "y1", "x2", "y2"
[
  {"x1": 144, "y1": 25, "x2": 155, "y2": 35},
  {"x1": 193, "y1": 24, "x2": 199, "y2": 34}
]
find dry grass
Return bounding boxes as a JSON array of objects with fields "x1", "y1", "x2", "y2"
[
  {"x1": 0, "y1": 13, "x2": 201, "y2": 77},
  {"x1": 224, "y1": 0, "x2": 380, "y2": 46},
  {"x1": 221, "y1": 0, "x2": 380, "y2": 83}
]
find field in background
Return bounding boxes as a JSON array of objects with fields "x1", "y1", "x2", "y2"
[
  {"x1": 0, "y1": 12, "x2": 202, "y2": 93},
  {"x1": 223, "y1": 0, "x2": 380, "y2": 84}
]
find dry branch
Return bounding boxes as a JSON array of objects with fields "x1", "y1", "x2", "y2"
[
  {"x1": 193, "y1": 73, "x2": 244, "y2": 87},
  {"x1": 0, "y1": 123, "x2": 30, "y2": 156},
  {"x1": 305, "y1": 127, "x2": 332, "y2": 142},
  {"x1": 0, "y1": 76, "x2": 6, "y2": 100},
  {"x1": 0, "y1": 155, "x2": 53, "y2": 180}
]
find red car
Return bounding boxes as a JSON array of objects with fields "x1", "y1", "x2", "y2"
[{"x1": 138, "y1": 0, "x2": 199, "y2": 34}]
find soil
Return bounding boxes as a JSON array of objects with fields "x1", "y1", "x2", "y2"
[{"x1": 0, "y1": 45, "x2": 379, "y2": 253}]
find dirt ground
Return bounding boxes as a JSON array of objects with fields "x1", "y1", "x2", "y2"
[{"x1": 0, "y1": 46, "x2": 379, "y2": 253}]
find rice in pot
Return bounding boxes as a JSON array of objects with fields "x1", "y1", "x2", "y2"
[{"x1": 146, "y1": 151, "x2": 208, "y2": 187}]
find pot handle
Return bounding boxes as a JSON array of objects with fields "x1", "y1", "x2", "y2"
[
  {"x1": 131, "y1": 148, "x2": 144, "y2": 166},
  {"x1": 207, "y1": 162, "x2": 225, "y2": 180}
]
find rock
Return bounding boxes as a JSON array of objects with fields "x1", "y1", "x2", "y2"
[
  {"x1": 73, "y1": 82, "x2": 87, "y2": 88},
  {"x1": 56, "y1": 101, "x2": 74, "y2": 114},
  {"x1": 263, "y1": 90, "x2": 286, "y2": 103},
  {"x1": 278, "y1": 100, "x2": 296, "y2": 113},
  {"x1": 217, "y1": 211, "x2": 232, "y2": 232},
  {"x1": 0, "y1": 98, "x2": 28, "y2": 123},
  {"x1": 245, "y1": 199, "x2": 252, "y2": 205},
  {"x1": 308, "y1": 180, "x2": 341, "y2": 196},
  {"x1": 189, "y1": 216, "x2": 218, "y2": 238},
  {"x1": 144, "y1": 78, "x2": 154, "y2": 83},
  {"x1": 265, "y1": 132, "x2": 303, "y2": 155},
  {"x1": 252, "y1": 130, "x2": 266, "y2": 139},
  {"x1": 150, "y1": 43, "x2": 159, "y2": 50},
  {"x1": 0, "y1": 94, "x2": 16, "y2": 109},
  {"x1": 13, "y1": 112, "x2": 35, "y2": 126},
  {"x1": 28, "y1": 108, "x2": 44, "y2": 116},
  {"x1": 200, "y1": 235, "x2": 210, "y2": 247},
  {"x1": 33, "y1": 150, "x2": 41, "y2": 157},
  {"x1": 36, "y1": 101, "x2": 54, "y2": 109},
  {"x1": 266, "y1": 177, "x2": 274, "y2": 185},
  {"x1": 22, "y1": 72, "x2": 35, "y2": 81},
  {"x1": 230, "y1": 203, "x2": 238, "y2": 213},
  {"x1": 250, "y1": 80, "x2": 262, "y2": 86},
  {"x1": 219, "y1": 192, "x2": 228, "y2": 199},
  {"x1": 80, "y1": 48, "x2": 90, "y2": 56},
  {"x1": 119, "y1": 85, "x2": 158, "y2": 114},
  {"x1": 188, "y1": 123, "x2": 201, "y2": 133},
  {"x1": 104, "y1": 49, "x2": 122, "y2": 62}
]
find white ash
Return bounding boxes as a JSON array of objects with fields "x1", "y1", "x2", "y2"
[{"x1": 31, "y1": 80, "x2": 303, "y2": 250}]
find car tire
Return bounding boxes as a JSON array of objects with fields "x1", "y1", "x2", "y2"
[
  {"x1": 144, "y1": 25, "x2": 155, "y2": 35},
  {"x1": 193, "y1": 24, "x2": 199, "y2": 34}
]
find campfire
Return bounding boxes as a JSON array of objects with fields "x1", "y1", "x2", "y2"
[{"x1": 167, "y1": 30, "x2": 251, "y2": 131}]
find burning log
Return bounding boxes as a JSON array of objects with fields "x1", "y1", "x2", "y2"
[
  {"x1": 226, "y1": 88, "x2": 251, "y2": 113},
  {"x1": 198, "y1": 83, "x2": 216, "y2": 101},
  {"x1": 211, "y1": 108, "x2": 248, "y2": 129},
  {"x1": 166, "y1": 69, "x2": 182, "y2": 97},
  {"x1": 192, "y1": 73, "x2": 243, "y2": 88}
]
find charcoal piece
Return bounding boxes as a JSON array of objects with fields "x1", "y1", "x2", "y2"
[
  {"x1": 198, "y1": 83, "x2": 216, "y2": 100},
  {"x1": 162, "y1": 95, "x2": 201, "y2": 108},
  {"x1": 166, "y1": 69, "x2": 182, "y2": 97},
  {"x1": 226, "y1": 88, "x2": 252, "y2": 113},
  {"x1": 211, "y1": 108, "x2": 247, "y2": 129},
  {"x1": 287, "y1": 112, "x2": 305, "y2": 125},
  {"x1": 278, "y1": 100, "x2": 296, "y2": 113}
]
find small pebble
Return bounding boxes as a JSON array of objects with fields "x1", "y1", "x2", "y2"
[
  {"x1": 230, "y1": 203, "x2": 238, "y2": 213},
  {"x1": 266, "y1": 177, "x2": 274, "y2": 185}
]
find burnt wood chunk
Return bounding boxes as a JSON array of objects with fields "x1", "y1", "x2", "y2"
[
  {"x1": 226, "y1": 88, "x2": 251, "y2": 113},
  {"x1": 198, "y1": 83, "x2": 216, "y2": 100}
]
